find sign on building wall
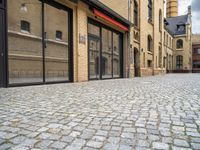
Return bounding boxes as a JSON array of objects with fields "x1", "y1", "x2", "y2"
[{"x1": 79, "y1": 33, "x2": 86, "y2": 45}]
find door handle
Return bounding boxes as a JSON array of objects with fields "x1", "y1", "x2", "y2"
[
  {"x1": 1, "y1": 53, "x2": 3, "y2": 57},
  {"x1": 44, "y1": 32, "x2": 47, "y2": 48}
]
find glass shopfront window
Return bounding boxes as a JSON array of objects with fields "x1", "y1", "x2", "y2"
[
  {"x1": 8, "y1": 0, "x2": 43, "y2": 84},
  {"x1": 88, "y1": 19, "x2": 123, "y2": 80},
  {"x1": 113, "y1": 32, "x2": 120, "y2": 77},
  {"x1": 102, "y1": 28, "x2": 112, "y2": 78},
  {"x1": 7, "y1": 0, "x2": 72, "y2": 85}
]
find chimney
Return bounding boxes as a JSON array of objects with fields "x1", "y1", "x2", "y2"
[{"x1": 166, "y1": 0, "x2": 178, "y2": 17}]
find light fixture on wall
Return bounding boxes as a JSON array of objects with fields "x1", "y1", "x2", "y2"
[
  {"x1": 20, "y1": 2, "x2": 40, "y2": 13},
  {"x1": 20, "y1": 3, "x2": 28, "y2": 12}
]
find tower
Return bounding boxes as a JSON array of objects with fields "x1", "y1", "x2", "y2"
[{"x1": 166, "y1": 0, "x2": 178, "y2": 17}]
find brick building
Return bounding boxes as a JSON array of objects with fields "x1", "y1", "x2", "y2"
[
  {"x1": 0, "y1": 0, "x2": 132, "y2": 87},
  {"x1": 0, "y1": 0, "x2": 193, "y2": 87},
  {"x1": 192, "y1": 34, "x2": 200, "y2": 72}
]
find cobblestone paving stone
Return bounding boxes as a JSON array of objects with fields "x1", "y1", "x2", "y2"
[{"x1": 0, "y1": 74, "x2": 200, "y2": 150}]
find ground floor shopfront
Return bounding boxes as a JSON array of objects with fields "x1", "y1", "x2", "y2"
[
  {"x1": 192, "y1": 43, "x2": 200, "y2": 73},
  {"x1": 0, "y1": 0, "x2": 131, "y2": 87}
]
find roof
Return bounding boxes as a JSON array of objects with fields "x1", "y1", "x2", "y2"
[
  {"x1": 81, "y1": 0, "x2": 131, "y2": 27},
  {"x1": 165, "y1": 15, "x2": 188, "y2": 35}
]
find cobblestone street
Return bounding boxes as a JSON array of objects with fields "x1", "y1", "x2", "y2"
[{"x1": 0, "y1": 74, "x2": 200, "y2": 150}]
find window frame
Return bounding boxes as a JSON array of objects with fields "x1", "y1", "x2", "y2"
[
  {"x1": 20, "y1": 20, "x2": 31, "y2": 33},
  {"x1": 134, "y1": 0, "x2": 138, "y2": 27},
  {"x1": 176, "y1": 55, "x2": 183, "y2": 69},
  {"x1": 194, "y1": 48, "x2": 200, "y2": 54},
  {"x1": 56, "y1": 30, "x2": 63, "y2": 40},
  {"x1": 148, "y1": 0, "x2": 152, "y2": 22},
  {"x1": 177, "y1": 24, "x2": 185, "y2": 33},
  {"x1": 176, "y1": 39, "x2": 183, "y2": 49},
  {"x1": 159, "y1": 9, "x2": 162, "y2": 31},
  {"x1": 147, "y1": 35, "x2": 152, "y2": 52}
]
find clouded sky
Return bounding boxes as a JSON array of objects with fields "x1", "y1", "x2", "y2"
[{"x1": 178, "y1": 0, "x2": 200, "y2": 34}]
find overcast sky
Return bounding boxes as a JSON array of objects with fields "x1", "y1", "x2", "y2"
[{"x1": 178, "y1": 0, "x2": 200, "y2": 34}]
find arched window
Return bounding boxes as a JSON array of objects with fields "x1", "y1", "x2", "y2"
[
  {"x1": 148, "y1": 0, "x2": 152, "y2": 21},
  {"x1": 147, "y1": 35, "x2": 153, "y2": 51},
  {"x1": 159, "y1": 9, "x2": 162, "y2": 31},
  {"x1": 176, "y1": 55, "x2": 183, "y2": 69},
  {"x1": 134, "y1": 0, "x2": 138, "y2": 27},
  {"x1": 176, "y1": 39, "x2": 183, "y2": 49},
  {"x1": 21, "y1": 20, "x2": 30, "y2": 32}
]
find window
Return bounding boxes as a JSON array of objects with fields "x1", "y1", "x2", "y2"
[
  {"x1": 56, "y1": 30, "x2": 62, "y2": 40},
  {"x1": 21, "y1": 20, "x2": 30, "y2": 32},
  {"x1": 177, "y1": 24, "x2": 185, "y2": 32},
  {"x1": 159, "y1": 46, "x2": 162, "y2": 68},
  {"x1": 147, "y1": 35, "x2": 153, "y2": 51},
  {"x1": 193, "y1": 61, "x2": 200, "y2": 68},
  {"x1": 194, "y1": 48, "x2": 200, "y2": 54},
  {"x1": 148, "y1": 0, "x2": 152, "y2": 21},
  {"x1": 164, "y1": 32, "x2": 166, "y2": 44},
  {"x1": 176, "y1": 55, "x2": 183, "y2": 69},
  {"x1": 159, "y1": 10, "x2": 162, "y2": 31},
  {"x1": 147, "y1": 60, "x2": 152, "y2": 68},
  {"x1": 176, "y1": 39, "x2": 183, "y2": 49},
  {"x1": 134, "y1": 0, "x2": 138, "y2": 27}
]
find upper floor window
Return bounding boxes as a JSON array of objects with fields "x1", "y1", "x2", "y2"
[
  {"x1": 176, "y1": 39, "x2": 183, "y2": 49},
  {"x1": 193, "y1": 61, "x2": 200, "y2": 68},
  {"x1": 56, "y1": 30, "x2": 62, "y2": 40},
  {"x1": 159, "y1": 10, "x2": 162, "y2": 31},
  {"x1": 177, "y1": 24, "x2": 185, "y2": 32},
  {"x1": 194, "y1": 48, "x2": 200, "y2": 54},
  {"x1": 148, "y1": 0, "x2": 152, "y2": 22},
  {"x1": 147, "y1": 35, "x2": 153, "y2": 52},
  {"x1": 134, "y1": 0, "x2": 138, "y2": 27},
  {"x1": 21, "y1": 20, "x2": 30, "y2": 33}
]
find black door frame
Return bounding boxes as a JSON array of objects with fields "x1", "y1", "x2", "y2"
[
  {"x1": 88, "y1": 18, "x2": 123, "y2": 80},
  {"x1": 4, "y1": 0, "x2": 73, "y2": 87},
  {"x1": 0, "y1": 0, "x2": 6, "y2": 87},
  {"x1": 0, "y1": 9, "x2": 5, "y2": 87}
]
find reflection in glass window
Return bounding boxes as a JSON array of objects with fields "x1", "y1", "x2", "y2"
[
  {"x1": 88, "y1": 23, "x2": 100, "y2": 37},
  {"x1": 176, "y1": 39, "x2": 183, "y2": 49},
  {"x1": 44, "y1": 3, "x2": 69, "y2": 82},
  {"x1": 88, "y1": 21, "x2": 122, "y2": 79},
  {"x1": 194, "y1": 48, "x2": 200, "y2": 54},
  {"x1": 113, "y1": 33, "x2": 120, "y2": 77},
  {"x1": 193, "y1": 61, "x2": 200, "y2": 68},
  {"x1": 176, "y1": 55, "x2": 183, "y2": 69},
  {"x1": 21, "y1": 20, "x2": 30, "y2": 32},
  {"x1": 102, "y1": 28, "x2": 112, "y2": 78},
  {"x1": 56, "y1": 30, "x2": 62, "y2": 40},
  {"x1": 8, "y1": 0, "x2": 43, "y2": 84}
]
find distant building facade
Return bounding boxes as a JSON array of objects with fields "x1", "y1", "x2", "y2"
[{"x1": 192, "y1": 34, "x2": 200, "y2": 72}]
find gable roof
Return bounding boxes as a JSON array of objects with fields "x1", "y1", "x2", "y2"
[{"x1": 165, "y1": 15, "x2": 188, "y2": 35}]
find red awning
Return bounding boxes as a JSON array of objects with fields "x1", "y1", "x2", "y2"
[{"x1": 93, "y1": 9, "x2": 129, "y2": 31}]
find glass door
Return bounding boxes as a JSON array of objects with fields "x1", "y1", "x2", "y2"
[
  {"x1": 44, "y1": 3, "x2": 70, "y2": 82},
  {"x1": 7, "y1": 0, "x2": 72, "y2": 86},
  {"x1": 88, "y1": 36, "x2": 100, "y2": 80},
  {"x1": 7, "y1": 0, "x2": 43, "y2": 84}
]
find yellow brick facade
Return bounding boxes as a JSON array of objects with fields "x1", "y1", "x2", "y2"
[{"x1": 0, "y1": 0, "x2": 193, "y2": 87}]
